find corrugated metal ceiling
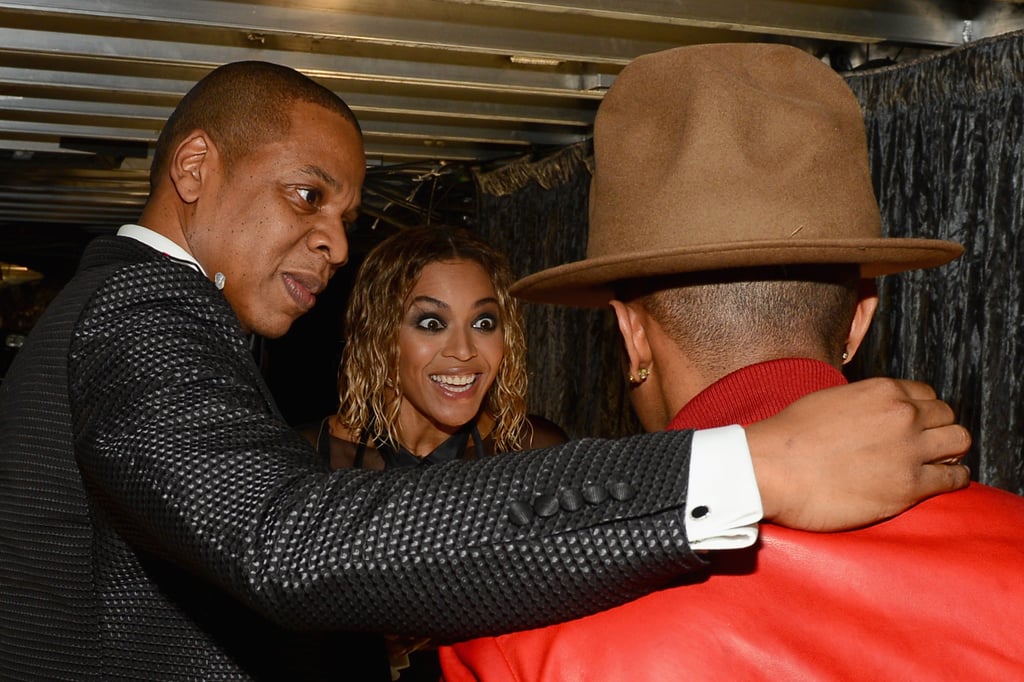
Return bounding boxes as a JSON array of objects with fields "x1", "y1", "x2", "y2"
[{"x1": 1, "y1": 0, "x2": 1023, "y2": 238}]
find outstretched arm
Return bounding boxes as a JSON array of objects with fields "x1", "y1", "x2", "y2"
[
  {"x1": 65, "y1": 254, "x2": 967, "y2": 642},
  {"x1": 746, "y1": 377, "x2": 970, "y2": 532}
]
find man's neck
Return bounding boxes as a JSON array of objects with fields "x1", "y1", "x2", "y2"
[{"x1": 666, "y1": 358, "x2": 847, "y2": 431}]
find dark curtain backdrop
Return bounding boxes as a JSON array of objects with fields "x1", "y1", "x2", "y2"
[
  {"x1": 844, "y1": 30, "x2": 1024, "y2": 494},
  {"x1": 474, "y1": 143, "x2": 639, "y2": 441},
  {"x1": 474, "y1": 31, "x2": 1024, "y2": 494}
]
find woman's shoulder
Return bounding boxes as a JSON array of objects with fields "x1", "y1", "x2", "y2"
[
  {"x1": 296, "y1": 418, "x2": 328, "y2": 448},
  {"x1": 301, "y1": 416, "x2": 387, "y2": 470},
  {"x1": 474, "y1": 413, "x2": 567, "y2": 454},
  {"x1": 524, "y1": 414, "x2": 569, "y2": 450},
  {"x1": 326, "y1": 417, "x2": 360, "y2": 445},
  {"x1": 327, "y1": 436, "x2": 382, "y2": 470}
]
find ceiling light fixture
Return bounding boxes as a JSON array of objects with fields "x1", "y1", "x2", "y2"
[{"x1": 510, "y1": 55, "x2": 563, "y2": 67}]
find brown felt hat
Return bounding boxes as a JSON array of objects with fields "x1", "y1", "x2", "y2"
[{"x1": 512, "y1": 43, "x2": 963, "y2": 307}]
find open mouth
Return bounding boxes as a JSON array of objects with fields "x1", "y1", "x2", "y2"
[
  {"x1": 430, "y1": 373, "x2": 478, "y2": 394},
  {"x1": 282, "y1": 273, "x2": 319, "y2": 311}
]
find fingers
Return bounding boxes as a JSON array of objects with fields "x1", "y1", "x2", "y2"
[
  {"x1": 909, "y1": 397, "x2": 956, "y2": 432},
  {"x1": 921, "y1": 460, "x2": 972, "y2": 494},
  {"x1": 849, "y1": 378, "x2": 948, "y2": 429},
  {"x1": 877, "y1": 377, "x2": 937, "y2": 401},
  {"x1": 884, "y1": 381, "x2": 970, "y2": 487},
  {"x1": 873, "y1": 377, "x2": 956, "y2": 433},
  {"x1": 912, "y1": 421, "x2": 971, "y2": 497},
  {"x1": 924, "y1": 422, "x2": 972, "y2": 462},
  {"x1": 751, "y1": 377, "x2": 973, "y2": 531}
]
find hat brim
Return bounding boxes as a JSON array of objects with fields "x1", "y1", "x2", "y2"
[{"x1": 512, "y1": 238, "x2": 964, "y2": 307}]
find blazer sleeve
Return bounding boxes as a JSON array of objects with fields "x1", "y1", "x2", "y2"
[{"x1": 68, "y1": 259, "x2": 706, "y2": 641}]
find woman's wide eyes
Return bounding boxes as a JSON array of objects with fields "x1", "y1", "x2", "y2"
[
  {"x1": 473, "y1": 315, "x2": 498, "y2": 331},
  {"x1": 413, "y1": 314, "x2": 498, "y2": 331},
  {"x1": 416, "y1": 316, "x2": 445, "y2": 331}
]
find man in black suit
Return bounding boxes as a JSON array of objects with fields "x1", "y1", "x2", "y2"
[{"x1": 0, "y1": 61, "x2": 969, "y2": 679}]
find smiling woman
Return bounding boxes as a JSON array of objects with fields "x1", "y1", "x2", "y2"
[
  {"x1": 304, "y1": 225, "x2": 567, "y2": 469},
  {"x1": 300, "y1": 225, "x2": 568, "y2": 680}
]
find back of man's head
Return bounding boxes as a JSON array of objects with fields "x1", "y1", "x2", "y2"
[{"x1": 619, "y1": 264, "x2": 862, "y2": 379}]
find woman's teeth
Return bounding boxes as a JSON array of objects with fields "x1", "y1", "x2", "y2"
[{"x1": 430, "y1": 374, "x2": 477, "y2": 393}]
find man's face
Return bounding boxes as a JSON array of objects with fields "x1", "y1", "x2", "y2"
[{"x1": 185, "y1": 100, "x2": 365, "y2": 338}]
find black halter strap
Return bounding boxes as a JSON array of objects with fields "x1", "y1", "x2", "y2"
[{"x1": 359, "y1": 422, "x2": 484, "y2": 468}]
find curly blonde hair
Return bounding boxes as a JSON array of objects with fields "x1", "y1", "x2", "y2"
[{"x1": 336, "y1": 226, "x2": 528, "y2": 452}]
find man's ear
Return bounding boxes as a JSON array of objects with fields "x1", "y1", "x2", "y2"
[
  {"x1": 168, "y1": 131, "x2": 213, "y2": 204},
  {"x1": 843, "y1": 279, "x2": 880, "y2": 364},
  {"x1": 609, "y1": 300, "x2": 653, "y2": 376}
]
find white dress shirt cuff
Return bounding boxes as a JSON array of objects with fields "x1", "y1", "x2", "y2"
[{"x1": 685, "y1": 425, "x2": 763, "y2": 550}]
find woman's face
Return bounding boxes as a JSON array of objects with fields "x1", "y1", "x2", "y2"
[{"x1": 395, "y1": 259, "x2": 505, "y2": 451}]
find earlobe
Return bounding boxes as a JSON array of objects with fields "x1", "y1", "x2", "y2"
[
  {"x1": 169, "y1": 132, "x2": 212, "y2": 204},
  {"x1": 843, "y1": 280, "x2": 880, "y2": 364}
]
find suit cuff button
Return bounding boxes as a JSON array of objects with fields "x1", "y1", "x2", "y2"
[
  {"x1": 608, "y1": 480, "x2": 636, "y2": 501},
  {"x1": 582, "y1": 483, "x2": 609, "y2": 504},
  {"x1": 508, "y1": 500, "x2": 534, "y2": 526},
  {"x1": 558, "y1": 488, "x2": 583, "y2": 512},
  {"x1": 533, "y1": 493, "x2": 559, "y2": 518}
]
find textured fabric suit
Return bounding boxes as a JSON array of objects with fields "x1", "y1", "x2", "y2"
[{"x1": 0, "y1": 236, "x2": 705, "y2": 680}]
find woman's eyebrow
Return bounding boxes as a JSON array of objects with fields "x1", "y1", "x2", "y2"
[
  {"x1": 409, "y1": 295, "x2": 448, "y2": 309},
  {"x1": 408, "y1": 296, "x2": 498, "y2": 310}
]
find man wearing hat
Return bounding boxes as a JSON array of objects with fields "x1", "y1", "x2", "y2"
[{"x1": 438, "y1": 43, "x2": 1024, "y2": 680}]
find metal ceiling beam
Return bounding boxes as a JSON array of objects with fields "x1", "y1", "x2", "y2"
[
  {"x1": 0, "y1": 0, "x2": 722, "y2": 66},
  {"x1": 0, "y1": 208, "x2": 141, "y2": 223},
  {"x1": 447, "y1": 0, "x2": 988, "y2": 46},
  {"x1": 0, "y1": 27, "x2": 611, "y2": 97},
  {"x1": 0, "y1": 67, "x2": 596, "y2": 128},
  {"x1": 0, "y1": 140, "x2": 90, "y2": 154},
  {"x1": 0, "y1": 101, "x2": 586, "y2": 166},
  {"x1": 0, "y1": 120, "x2": 155, "y2": 144},
  {"x1": 10, "y1": 0, "x2": 1011, "y2": 54}
]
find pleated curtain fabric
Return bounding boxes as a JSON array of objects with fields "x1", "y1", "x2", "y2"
[
  {"x1": 474, "y1": 144, "x2": 641, "y2": 442},
  {"x1": 845, "y1": 30, "x2": 1024, "y2": 494},
  {"x1": 474, "y1": 30, "x2": 1024, "y2": 495}
]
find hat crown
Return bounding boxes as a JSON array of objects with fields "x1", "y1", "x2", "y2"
[
  {"x1": 512, "y1": 43, "x2": 962, "y2": 306},
  {"x1": 587, "y1": 43, "x2": 881, "y2": 260}
]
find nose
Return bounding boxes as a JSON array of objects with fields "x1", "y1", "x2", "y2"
[
  {"x1": 306, "y1": 220, "x2": 349, "y2": 269},
  {"x1": 443, "y1": 326, "x2": 477, "y2": 361}
]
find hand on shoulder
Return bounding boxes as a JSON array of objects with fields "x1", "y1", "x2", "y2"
[{"x1": 745, "y1": 377, "x2": 971, "y2": 532}]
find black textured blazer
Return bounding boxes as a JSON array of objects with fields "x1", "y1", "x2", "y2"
[{"x1": 0, "y1": 235, "x2": 704, "y2": 680}]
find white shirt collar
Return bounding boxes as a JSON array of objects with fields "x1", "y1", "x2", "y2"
[{"x1": 116, "y1": 224, "x2": 208, "y2": 277}]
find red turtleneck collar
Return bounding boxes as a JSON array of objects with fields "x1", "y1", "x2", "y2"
[{"x1": 665, "y1": 358, "x2": 847, "y2": 431}]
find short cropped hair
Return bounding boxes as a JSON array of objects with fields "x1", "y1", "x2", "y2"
[
  {"x1": 619, "y1": 264, "x2": 861, "y2": 376},
  {"x1": 337, "y1": 226, "x2": 529, "y2": 453},
  {"x1": 149, "y1": 61, "x2": 360, "y2": 190}
]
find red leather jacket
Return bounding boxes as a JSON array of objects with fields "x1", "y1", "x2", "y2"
[{"x1": 441, "y1": 360, "x2": 1024, "y2": 681}]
